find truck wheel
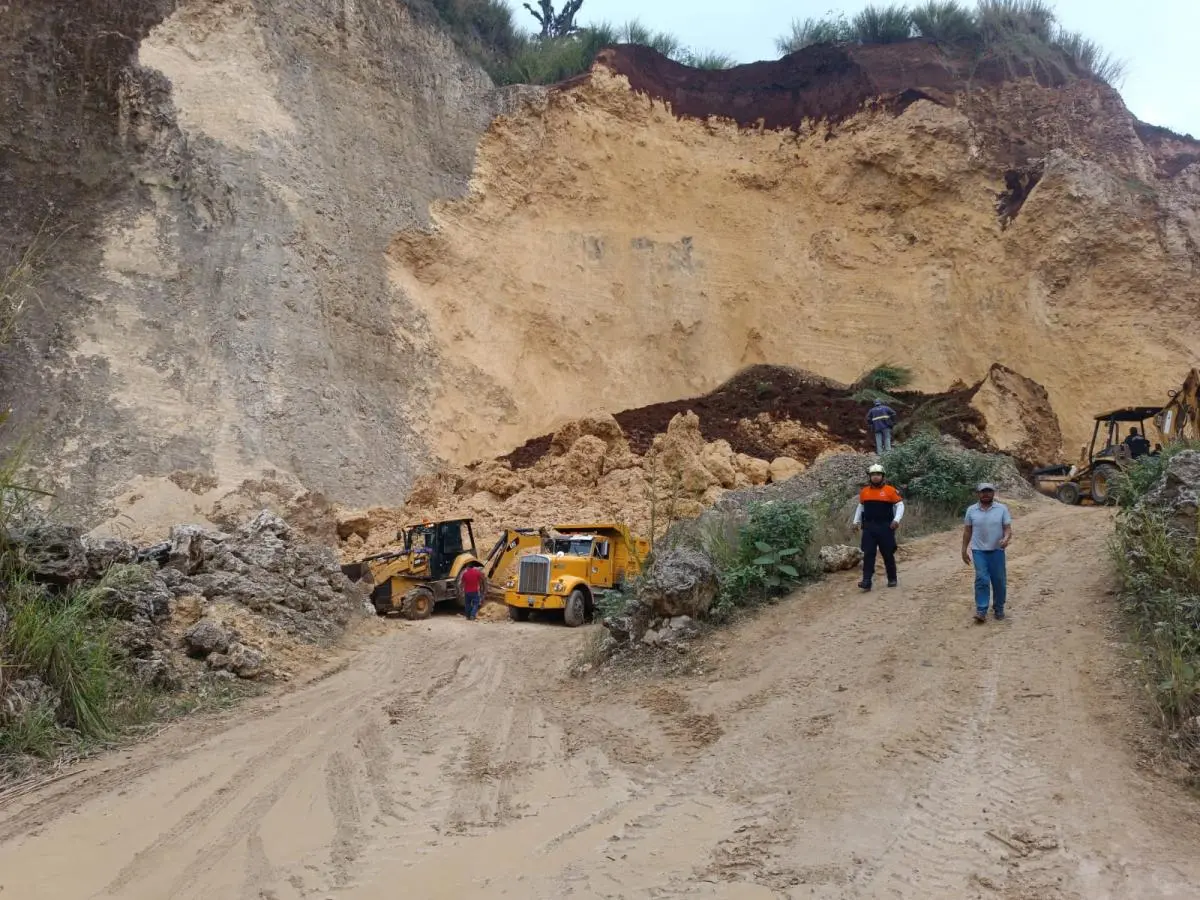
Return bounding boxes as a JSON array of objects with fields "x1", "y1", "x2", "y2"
[
  {"x1": 1055, "y1": 482, "x2": 1081, "y2": 506},
  {"x1": 400, "y1": 587, "x2": 435, "y2": 620},
  {"x1": 508, "y1": 606, "x2": 530, "y2": 622},
  {"x1": 1090, "y1": 464, "x2": 1119, "y2": 505},
  {"x1": 564, "y1": 589, "x2": 586, "y2": 628}
]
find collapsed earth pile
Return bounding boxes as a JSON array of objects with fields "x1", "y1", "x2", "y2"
[
  {"x1": 1, "y1": 512, "x2": 367, "y2": 717},
  {"x1": 339, "y1": 364, "x2": 1053, "y2": 558}
]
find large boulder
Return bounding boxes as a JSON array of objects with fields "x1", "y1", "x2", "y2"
[
  {"x1": 227, "y1": 642, "x2": 266, "y2": 679},
  {"x1": 1139, "y1": 450, "x2": 1200, "y2": 534},
  {"x1": 183, "y1": 618, "x2": 232, "y2": 657},
  {"x1": 166, "y1": 525, "x2": 227, "y2": 576},
  {"x1": 549, "y1": 413, "x2": 629, "y2": 457},
  {"x1": 819, "y1": 544, "x2": 864, "y2": 573},
  {"x1": 636, "y1": 548, "x2": 720, "y2": 619},
  {"x1": 735, "y1": 454, "x2": 771, "y2": 486},
  {"x1": 462, "y1": 460, "x2": 528, "y2": 499},
  {"x1": 81, "y1": 537, "x2": 138, "y2": 579},
  {"x1": 95, "y1": 567, "x2": 173, "y2": 623},
  {"x1": 768, "y1": 457, "x2": 805, "y2": 484},
  {"x1": 14, "y1": 524, "x2": 88, "y2": 586}
]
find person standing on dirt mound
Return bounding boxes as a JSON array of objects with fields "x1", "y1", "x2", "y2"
[
  {"x1": 853, "y1": 463, "x2": 904, "y2": 591},
  {"x1": 962, "y1": 483, "x2": 1013, "y2": 623},
  {"x1": 867, "y1": 400, "x2": 898, "y2": 455}
]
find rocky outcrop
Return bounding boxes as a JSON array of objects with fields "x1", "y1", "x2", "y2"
[
  {"x1": 968, "y1": 364, "x2": 1064, "y2": 466},
  {"x1": 1137, "y1": 451, "x2": 1200, "y2": 535},
  {"x1": 635, "y1": 548, "x2": 720, "y2": 619}
]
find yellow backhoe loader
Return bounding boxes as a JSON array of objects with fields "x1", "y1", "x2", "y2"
[
  {"x1": 1033, "y1": 407, "x2": 1161, "y2": 505},
  {"x1": 1034, "y1": 368, "x2": 1200, "y2": 506},
  {"x1": 1155, "y1": 367, "x2": 1200, "y2": 444},
  {"x1": 341, "y1": 519, "x2": 538, "y2": 620}
]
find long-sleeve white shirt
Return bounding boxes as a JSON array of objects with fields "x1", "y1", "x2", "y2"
[{"x1": 853, "y1": 500, "x2": 905, "y2": 526}]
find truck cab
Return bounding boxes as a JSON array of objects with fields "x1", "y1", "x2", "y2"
[{"x1": 502, "y1": 523, "x2": 649, "y2": 626}]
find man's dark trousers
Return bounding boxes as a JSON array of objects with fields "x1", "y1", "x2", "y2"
[{"x1": 861, "y1": 523, "x2": 897, "y2": 587}]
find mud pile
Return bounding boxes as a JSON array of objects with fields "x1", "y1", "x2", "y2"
[{"x1": 503, "y1": 365, "x2": 989, "y2": 467}]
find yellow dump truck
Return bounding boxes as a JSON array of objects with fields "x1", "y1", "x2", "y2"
[{"x1": 502, "y1": 523, "x2": 650, "y2": 626}]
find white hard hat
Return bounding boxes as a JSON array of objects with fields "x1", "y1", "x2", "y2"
[{"x1": 868, "y1": 464, "x2": 885, "y2": 475}]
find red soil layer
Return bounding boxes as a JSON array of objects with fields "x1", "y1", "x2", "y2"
[
  {"x1": 1134, "y1": 120, "x2": 1200, "y2": 178},
  {"x1": 500, "y1": 366, "x2": 988, "y2": 470},
  {"x1": 568, "y1": 41, "x2": 1074, "y2": 134}
]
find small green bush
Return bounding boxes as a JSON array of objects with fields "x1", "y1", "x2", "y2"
[
  {"x1": 881, "y1": 430, "x2": 1001, "y2": 514},
  {"x1": 679, "y1": 50, "x2": 735, "y2": 70},
  {"x1": 855, "y1": 363, "x2": 914, "y2": 393},
  {"x1": 712, "y1": 501, "x2": 819, "y2": 620}
]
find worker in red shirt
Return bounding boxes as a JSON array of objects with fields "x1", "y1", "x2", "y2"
[
  {"x1": 853, "y1": 463, "x2": 905, "y2": 591},
  {"x1": 459, "y1": 565, "x2": 485, "y2": 621}
]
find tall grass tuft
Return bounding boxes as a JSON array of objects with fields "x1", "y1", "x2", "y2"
[
  {"x1": 852, "y1": 4, "x2": 915, "y2": 43},
  {"x1": 775, "y1": 15, "x2": 853, "y2": 54},
  {"x1": 1053, "y1": 29, "x2": 1127, "y2": 86},
  {"x1": 910, "y1": 1, "x2": 978, "y2": 42},
  {"x1": 4, "y1": 583, "x2": 116, "y2": 740},
  {"x1": 855, "y1": 363, "x2": 914, "y2": 394},
  {"x1": 974, "y1": 0, "x2": 1057, "y2": 43}
]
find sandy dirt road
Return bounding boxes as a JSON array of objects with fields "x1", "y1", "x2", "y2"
[{"x1": 2, "y1": 501, "x2": 1200, "y2": 899}]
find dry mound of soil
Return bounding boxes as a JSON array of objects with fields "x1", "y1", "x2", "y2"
[{"x1": 502, "y1": 365, "x2": 989, "y2": 470}]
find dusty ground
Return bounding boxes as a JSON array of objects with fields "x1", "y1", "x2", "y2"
[{"x1": 1, "y1": 502, "x2": 1199, "y2": 898}]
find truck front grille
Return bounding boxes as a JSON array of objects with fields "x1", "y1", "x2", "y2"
[{"x1": 518, "y1": 555, "x2": 551, "y2": 595}]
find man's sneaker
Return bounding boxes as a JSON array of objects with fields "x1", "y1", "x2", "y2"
[
  {"x1": 974, "y1": 612, "x2": 987, "y2": 624},
  {"x1": 887, "y1": 579, "x2": 898, "y2": 588},
  {"x1": 994, "y1": 611, "x2": 1006, "y2": 621},
  {"x1": 858, "y1": 581, "x2": 872, "y2": 591}
]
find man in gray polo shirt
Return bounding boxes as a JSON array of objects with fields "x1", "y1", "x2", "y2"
[{"x1": 961, "y1": 483, "x2": 1013, "y2": 623}]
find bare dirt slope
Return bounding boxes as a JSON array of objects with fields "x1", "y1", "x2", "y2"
[
  {"x1": 390, "y1": 62, "x2": 1200, "y2": 467},
  {"x1": 2, "y1": 502, "x2": 1198, "y2": 898}
]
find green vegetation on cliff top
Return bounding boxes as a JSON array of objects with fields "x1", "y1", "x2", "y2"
[{"x1": 423, "y1": 0, "x2": 1126, "y2": 88}]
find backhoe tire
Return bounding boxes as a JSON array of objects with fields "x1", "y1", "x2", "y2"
[
  {"x1": 1090, "y1": 464, "x2": 1119, "y2": 506},
  {"x1": 508, "y1": 606, "x2": 530, "y2": 622},
  {"x1": 564, "y1": 589, "x2": 587, "y2": 628},
  {"x1": 400, "y1": 586, "x2": 435, "y2": 620},
  {"x1": 1055, "y1": 482, "x2": 1082, "y2": 506}
]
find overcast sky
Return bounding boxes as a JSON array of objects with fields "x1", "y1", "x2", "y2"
[{"x1": 560, "y1": 0, "x2": 1199, "y2": 137}]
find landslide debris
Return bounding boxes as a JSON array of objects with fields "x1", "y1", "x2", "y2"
[
  {"x1": 1, "y1": 510, "x2": 368, "y2": 763},
  {"x1": 336, "y1": 364, "x2": 1040, "y2": 571},
  {"x1": 503, "y1": 366, "x2": 989, "y2": 468}
]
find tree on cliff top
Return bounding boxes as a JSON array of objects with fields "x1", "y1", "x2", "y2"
[{"x1": 523, "y1": 0, "x2": 584, "y2": 37}]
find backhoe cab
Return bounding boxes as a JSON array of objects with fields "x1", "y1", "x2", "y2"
[
  {"x1": 1033, "y1": 407, "x2": 1161, "y2": 506},
  {"x1": 341, "y1": 518, "x2": 487, "y2": 619},
  {"x1": 502, "y1": 523, "x2": 649, "y2": 627}
]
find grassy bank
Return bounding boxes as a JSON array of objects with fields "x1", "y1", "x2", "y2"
[{"x1": 1111, "y1": 445, "x2": 1200, "y2": 768}]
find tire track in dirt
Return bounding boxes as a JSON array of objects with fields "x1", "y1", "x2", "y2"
[{"x1": 324, "y1": 750, "x2": 365, "y2": 888}]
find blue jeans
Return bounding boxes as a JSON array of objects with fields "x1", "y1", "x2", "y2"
[
  {"x1": 972, "y1": 550, "x2": 1007, "y2": 615},
  {"x1": 464, "y1": 591, "x2": 481, "y2": 620},
  {"x1": 875, "y1": 429, "x2": 893, "y2": 455}
]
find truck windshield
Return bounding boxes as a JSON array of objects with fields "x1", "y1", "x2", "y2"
[{"x1": 549, "y1": 538, "x2": 594, "y2": 557}]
